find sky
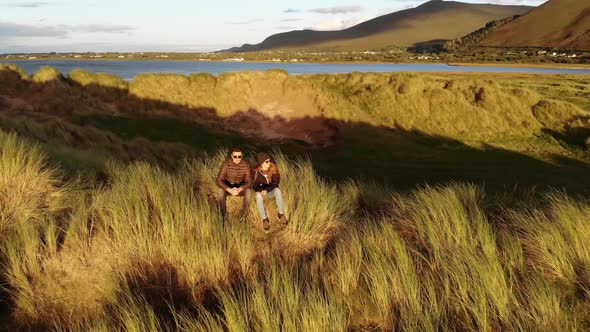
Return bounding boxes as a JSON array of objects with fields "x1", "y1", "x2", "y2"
[{"x1": 0, "y1": 0, "x2": 548, "y2": 53}]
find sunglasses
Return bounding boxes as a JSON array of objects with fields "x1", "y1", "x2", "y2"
[{"x1": 232, "y1": 155, "x2": 242, "y2": 159}]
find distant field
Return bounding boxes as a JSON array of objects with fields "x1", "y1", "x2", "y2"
[{"x1": 3, "y1": 50, "x2": 588, "y2": 66}]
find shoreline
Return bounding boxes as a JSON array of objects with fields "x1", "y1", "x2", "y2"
[
  {"x1": 447, "y1": 62, "x2": 590, "y2": 70},
  {"x1": 2, "y1": 57, "x2": 589, "y2": 70}
]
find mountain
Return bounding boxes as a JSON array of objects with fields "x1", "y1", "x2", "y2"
[
  {"x1": 444, "y1": 15, "x2": 522, "y2": 50},
  {"x1": 478, "y1": 0, "x2": 590, "y2": 50},
  {"x1": 226, "y1": 0, "x2": 532, "y2": 52}
]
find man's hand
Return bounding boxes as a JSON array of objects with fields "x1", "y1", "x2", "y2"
[
  {"x1": 226, "y1": 188, "x2": 239, "y2": 196},
  {"x1": 262, "y1": 190, "x2": 267, "y2": 196}
]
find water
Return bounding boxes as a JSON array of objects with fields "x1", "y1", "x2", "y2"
[{"x1": 3, "y1": 59, "x2": 590, "y2": 80}]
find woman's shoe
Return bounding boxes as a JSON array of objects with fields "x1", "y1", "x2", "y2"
[
  {"x1": 263, "y1": 218, "x2": 270, "y2": 232},
  {"x1": 277, "y1": 214, "x2": 288, "y2": 225}
]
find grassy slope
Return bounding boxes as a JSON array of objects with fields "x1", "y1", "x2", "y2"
[
  {"x1": 480, "y1": 0, "x2": 590, "y2": 50},
  {"x1": 1, "y1": 65, "x2": 589, "y2": 192},
  {"x1": 2, "y1": 131, "x2": 590, "y2": 330},
  {"x1": 230, "y1": 1, "x2": 532, "y2": 51},
  {"x1": 1, "y1": 65, "x2": 590, "y2": 330}
]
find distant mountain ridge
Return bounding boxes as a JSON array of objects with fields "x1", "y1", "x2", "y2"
[
  {"x1": 226, "y1": 0, "x2": 532, "y2": 52},
  {"x1": 478, "y1": 0, "x2": 590, "y2": 50}
]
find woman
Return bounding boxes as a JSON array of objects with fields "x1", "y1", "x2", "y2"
[{"x1": 252, "y1": 152, "x2": 286, "y2": 232}]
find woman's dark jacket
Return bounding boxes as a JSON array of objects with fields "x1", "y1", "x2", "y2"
[{"x1": 251, "y1": 168, "x2": 280, "y2": 193}]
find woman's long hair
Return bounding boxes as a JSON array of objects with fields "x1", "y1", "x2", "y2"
[{"x1": 254, "y1": 161, "x2": 279, "y2": 183}]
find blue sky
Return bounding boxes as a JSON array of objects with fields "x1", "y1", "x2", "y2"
[{"x1": 0, "y1": 0, "x2": 548, "y2": 53}]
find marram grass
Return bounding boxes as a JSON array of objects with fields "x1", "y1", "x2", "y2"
[{"x1": 1, "y1": 129, "x2": 590, "y2": 331}]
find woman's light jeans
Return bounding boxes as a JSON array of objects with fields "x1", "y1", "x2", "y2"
[{"x1": 255, "y1": 188, "x2": 284, "y2": 220}]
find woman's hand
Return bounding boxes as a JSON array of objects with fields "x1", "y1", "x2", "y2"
[{"x1": 262, "y1": 190, "x2": 267, "y2": 196}]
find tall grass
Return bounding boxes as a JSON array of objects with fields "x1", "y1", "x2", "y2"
[
  {"x1": 1, "y1": 129, "x2": 590, "y2": 330},
  {"x1": 0, "y1": 64, "x2": 29, "y2": 80},
  {"x1": 32, "y1": 66, "x2": 62, "y2": 83},
  {"x1": 69, "y1": 68, "x2": 129, "y2": 90},
  {"x1": 0, "y1": 131, "x2": 68, "y2": 235}
]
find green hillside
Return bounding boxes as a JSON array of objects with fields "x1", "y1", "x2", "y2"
[
  {"x1": 480, "y1": 0, "x2": 590, "y2": 50},
  {"x1": 228, "y1": 0, "x2": 532, "y2": 51}
]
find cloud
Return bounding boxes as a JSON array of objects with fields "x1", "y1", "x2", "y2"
[
  {"x1": 7, "y1": 1, "x2": 49, "y2": 8},
  {"x1": 280, "y1": 18, "x2": 303, "y2": 22},
  {"x1": 226, "y1": 18, "x2": 264, "y2": 25},
  {"x1": 64, "y1": 24, "x2": 135, "y2": 34},
  {"x1": 0, "y1": 22, "x2": 66, "y2": 38},
  {"x1": 309, "y1": 6, "x2": 363, "y2": 14},
  {"x1": 313, "y1": 16, "x2": 373, "y2": 31},
  {"x1": 283, "y1": 8, "x2": 300, "y2": 13},
  {"x1": 0, "y1": 41, "x2": 234, "y2": 53},
  {"x1": 0, "y1": 22, "x2": 136, "y2": 39}
]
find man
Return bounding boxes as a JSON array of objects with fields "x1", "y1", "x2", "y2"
[{"x1": 216, "y1": 148, "x2": 252, "y2": 223}]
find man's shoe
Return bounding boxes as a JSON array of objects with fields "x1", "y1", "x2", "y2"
[
  {"x1": 263, "y1": 218, "x2": 270, "y2": 232},
  {"x1": 277, "y1": 214, "x2": 288, "y2": 225}
]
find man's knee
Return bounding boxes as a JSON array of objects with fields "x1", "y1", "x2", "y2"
[
  {"x1": 242, "y1": 188, "x2": 252, "y2": 202},
  {"x1": 255, "y1": 191, "x2": 263, "y2": 200}
]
